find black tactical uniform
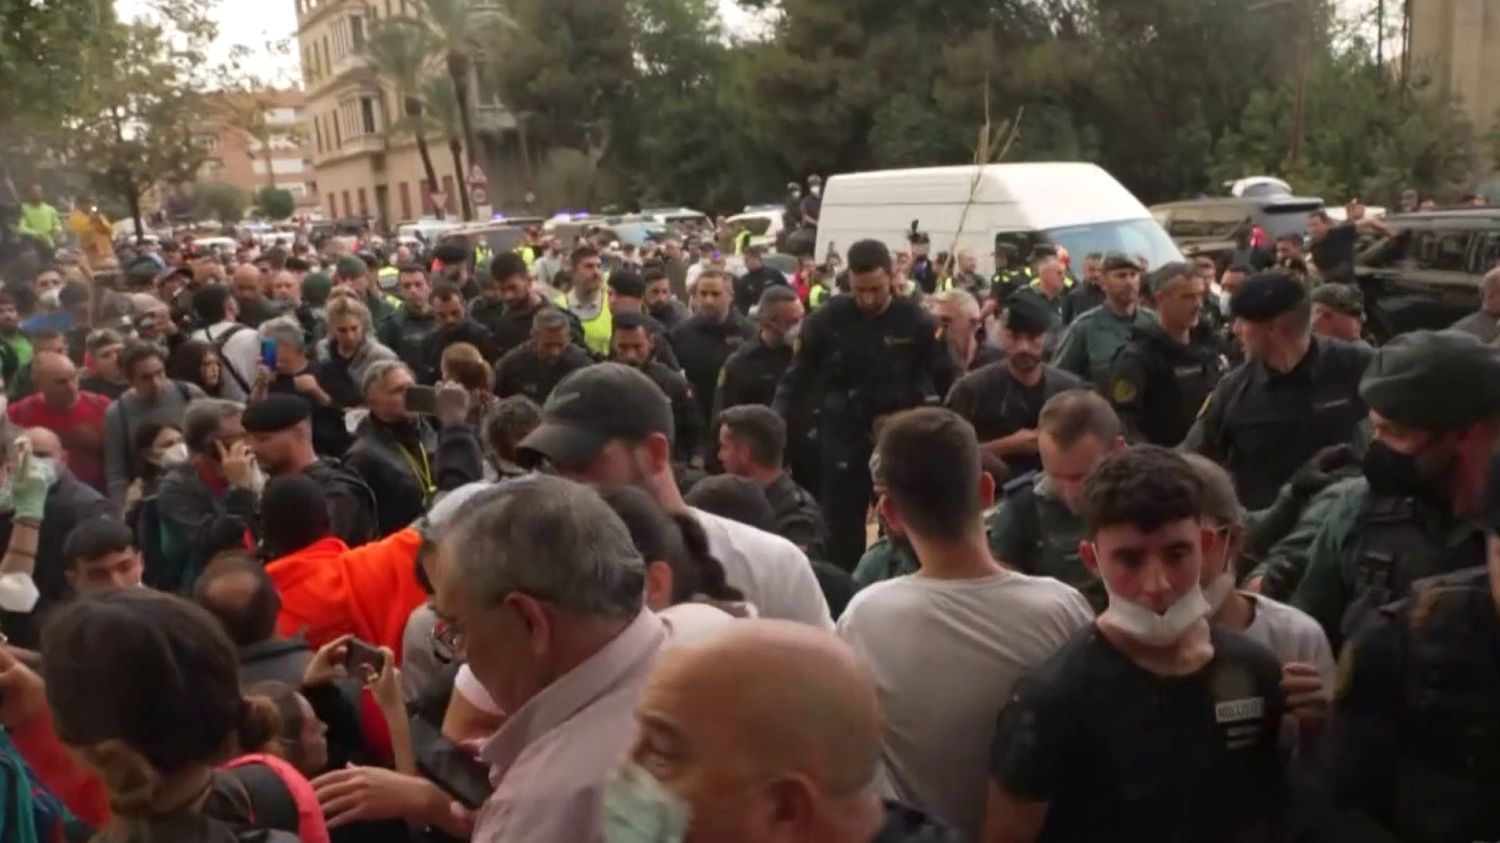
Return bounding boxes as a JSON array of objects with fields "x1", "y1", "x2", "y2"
[
  {"x1": 493, "y1": 343, "x2": 593, "y2": 404},
  {"x1": 635, "y1": 359, "x2": 703, "y2": 464},
  {"x1": 420, "y1": 320, "x2": 496, "y2": 384},
  {"x1": 946, "y1": 363, "x2": 1081, "y2": 479},
  {"x1": 714, "y1": 334, "x2": 793, "y2": 414},
  {"x1": 1323, "y1": 566, "x2": 1500, "y2": 843},
  {"x1": 1183, "y1": 274, "x2": 1371, "y2": 509},
  {"x1": 1107, "y1": 324, "x2": 1228, "y2": 447},
  {"x1": 670, "y1": 311, "x2": 756, "y2": 431},
  {"x1": 774, "y1": 295, "x2": 957, "y2": 570},
  {"x1": 481, "y1": 296, "x2": 585, "y2": 358},
  {"x1": 733, "y1": 265, "x2": 790, "y2": 315},
  {"x1": 377, "y1": 307, "x2": 437, "y2": 379},
  {"x1": 763, "y1": 471, "x2": 828, "y2": 560},
  {"x1": 1061, "y1": 281, "x2": 1105, "y2": 325}
]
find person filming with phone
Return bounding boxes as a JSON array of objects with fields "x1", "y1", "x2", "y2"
[{"x1": 347, "y1": 360, "x2": 438, "y2": 537}]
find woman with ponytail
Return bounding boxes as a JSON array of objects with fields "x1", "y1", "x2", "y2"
[{"x1": 39, "y1": 589, "x2": 323, "y2": 843}]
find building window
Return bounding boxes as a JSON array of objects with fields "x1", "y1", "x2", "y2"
[
  {"x1": 350, "y1": 15, "x2": 365, "y2": 50},
  {"x1": 342, "y1": 190, "x2": 352, "y2": 218},
  {"x1": 332, "y1": 111, "x2": 342, "y2": 147},
  {"x1": 441, "y1": 175, "x2": 456, "y2": 214},
  {"x1": 399, "y1": 181, "x2": 412, "y2": 220},
  {"x1": 360, "y1": 97, "x2": 377, "y2": 135},
  {"x1": 358, "y1": 187, "x2": 369, "y2": 216},
  {"x1": 313, "y1": 120, "x2": 323, "y2": 154},
  {"x1": 328, "y1": 193, "x2": 337, "y2": 219},
  {"x1": 321, "y1": 36, "x2": 330, "y2": 72}
]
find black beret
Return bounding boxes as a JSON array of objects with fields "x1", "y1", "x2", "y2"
[
  {"x1": 609, "y1": 270, "x2": 646, "y2": 298},
  {"x1": 1101, "y1": 252, "x2": 1140, "y2": 274},
  {"x1": 1003, "y1": 293, "x2": 1056, "y2": 335},
  {"x1": 1360, "y1": 330, "x2": 1500, "y2": 430},
  {"x1": 242, "y1": 394, "x2": 312, "y2": 433},
  {"x1": 1309, "y1": 283, "x2": 1363, "y2": 318},
  {"x1": 1229, "y1": 273, "x2": 1307, "y2": 322}
]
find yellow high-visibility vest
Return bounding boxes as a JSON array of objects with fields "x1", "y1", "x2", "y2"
[{"x1": 553, "y1": 292, "x2": 613, "y2": 356}]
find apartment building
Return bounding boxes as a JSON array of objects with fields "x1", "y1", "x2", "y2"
[
  {"x1": 1408, "y1": 0, "x2": 1500, "y2": 133},
  {"x1": 198, "y1": 89, "x2": 318, "y2": 211}
]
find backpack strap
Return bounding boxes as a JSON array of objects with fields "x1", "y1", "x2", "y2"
[{"x1": 207, "y1": 324, "x2": 253, "y2": 394}]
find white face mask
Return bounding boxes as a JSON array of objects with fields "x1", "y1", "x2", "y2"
[
  {"x1": 1218, "y1": 288, "x2": 1233, "y2": 316},
  {"x1": 1101, "y1": 582, "x2": 1211, "y2": 647},
  {"x1": 1202, "y1": 571, "x2": 1237, "y2": 612},
  {"x1": 601, "y1": 763, "x2": 691, "y2": 843},
  {"x1": 41, "y1": 288, "x2": 61, "y2": 309},
  {"x1": 159, "y1": 443, "x2": 189, "y2": 466}
]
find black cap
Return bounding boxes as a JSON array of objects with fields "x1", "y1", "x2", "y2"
[
  {"x1": 242, "y1": 394, "x2": 311, "y2": 433},
  {"x1": 609, "y1": 270, "x2": 646, "y2": 299},
  {"x1": 1309, "y1": 283, "x2": 1364, "y2": 318},
  {"x1": 1101, "y1": 252, "x2": 1140, "y2": 274},
  {"x1": 1229, "y1": 272, "x2": 1307, "y2": 322},
  {"x1": 1003, "y1": 293, "x2": 1056, "y2": 335},
  {"x1": 519, "y1": 363, "x2": 674, "y2": 467}
]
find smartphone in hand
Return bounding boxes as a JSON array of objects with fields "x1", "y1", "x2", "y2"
[
  {"x1": 404, "y1": 384, "x2": 438, "y2": 415},
  {"x1": 342, "y1": 638, "x2": 386, "y2": 677}
]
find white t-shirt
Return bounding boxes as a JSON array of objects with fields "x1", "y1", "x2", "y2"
[
  {"x1": 688, "y1": 507, "x2": 832, "y2": 630},
  {"x1": 1242, "y1": 592, "x2": 1337, "y2": 683},
  {"x1": 837, "y1": 570, "x2": 1093, "y2": 840},
  {"x1": 189, "y1": 320, "x2": 259, "y2": 399}
]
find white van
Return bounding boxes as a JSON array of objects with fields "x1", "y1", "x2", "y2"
[{"x1": 814, "y1": 163, "x2": 1182, "y2": 275}]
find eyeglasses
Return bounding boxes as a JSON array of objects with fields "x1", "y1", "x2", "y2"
[{"x1": 431, "y1": 615, "x2": 463, "y2": 663}]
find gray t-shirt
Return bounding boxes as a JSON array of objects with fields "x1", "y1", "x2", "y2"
[
  {"x1": 837, "y1": 570, "x2": 1093, "y2": 840},
  {"x1": 1243, "y1": 592, "x2": 1337, "y2": 683},
  {"x1": 102, "y1": 381, "x2": 206, "y2": 516}
]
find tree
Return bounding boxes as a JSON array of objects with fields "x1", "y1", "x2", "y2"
[
  {"x1": 255, "y1": 186, "x2": 295, "y2": 220},
  {"x1": 364, "y1": 18, "x2": 445, "y2": 219},
  {"x1": 418, "y1": 0, "x2": 511, "y2": 220},
  {"x1": 422, "y1": 74, "x2": 470, "y2": 217},
  {"x1": 195, "y1": 183, "x2": 248, "y2": 222},
  {"x1": 218, "y1": 91, "x2": 287, "y2": 191}
]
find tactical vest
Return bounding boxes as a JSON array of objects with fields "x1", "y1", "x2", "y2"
[
  {"x1": 734, "y1": 229, "x2": 752, "y2": 255},
  {"x1": 1388, "y1": 569, "x2": 1500, "y2": 843},
  {"x1": 1342, "y1": 495, "x2": 1486, "y2": 642},
  {"x1": 553, "y1": 292, "x2": 612, "y2": 356},
  {"x1": 376, "y1": 265, "x2": 398, "y2": 291},
  {"x1": 518, "y1": 244, "x2": 536, "y2": 267}
]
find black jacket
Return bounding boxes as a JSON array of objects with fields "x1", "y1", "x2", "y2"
[
  {"x1": 670, "y1": 311, "x2": 757, "y2": 427},
  {"x1": 238, "y1": 636, "x2": 314, "y2": 688},
  {"x1": 420, "y1": 320, "x2": 497, "y2": 383},
  {"x1": 477, "y1": 296, "x2": 586, "y2": 358},
  {"x1": 301, "y1": 457, "x2": 379, "y2": 547},
  {"x1": 494, "y1": 343, "x2": 593, "y2": 403},
  {"x1": 347, "y1": 416, "x2": 439, "y2": 537},
  {"x1": 156, "y1": 461, "x2": 259, "y2": 591},
  {"x1": 733, "y1": 267, "x2": 789, "y2": 314}
]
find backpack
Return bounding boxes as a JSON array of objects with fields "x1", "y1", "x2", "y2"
[{"x1": 205, "y1": 323, "x2": 253, "y2": 395}]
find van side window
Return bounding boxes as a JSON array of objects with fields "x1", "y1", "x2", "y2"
[
  {"x1": 1410, "y1": 229, "x2": 1474, "y2": 272},
  {"x1": 994, "y1": 233, "x2": 1038, "y2": 260},
  {"x1": 1475, "y1": 232, "x2": 1500, "y2": 272}
]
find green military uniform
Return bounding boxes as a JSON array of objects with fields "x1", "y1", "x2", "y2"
[
  {"x1": 1323, "y1": 564, "x2": 1500, "y2": 842},
  {"x1": 1289, "y1": 330, "x2": 1500, "y2": 647},
  {"x1": 1053, "y1": 304, "x2": 1158, "y2": 390},
  {"x1": 986, "y1": 474, "x2": 1104, "y2": 612},
  {"x1": 852, "y1": 534, "x2": 920, "y2": 589}
]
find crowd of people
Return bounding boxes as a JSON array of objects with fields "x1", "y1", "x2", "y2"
[{"x1": 0, "y1": 179, "x2": 1499, "y2": 843}]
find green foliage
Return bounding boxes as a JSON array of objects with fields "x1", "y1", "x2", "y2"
[
  {"x1": 0, "y1": 0, "x2": 112, "y2": 152},
  {"x1": 255, "y1": 187, "x2": 295, "y2": 220},
  {"x1": 535, "y1": 148, "x2": 618, "y2": 211},
  {"x1": 195, "y1": 183, "x2": 248, "y2": 222}
]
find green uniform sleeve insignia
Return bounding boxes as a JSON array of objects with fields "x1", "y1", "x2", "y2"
[
  {"x1": 1196, "y1": 393, "x2": 1213, "y2": 419},
  {"x1": 716, "y1": 367, "x2": 727, "y2": 388},
  {"x1": 1111, "y1": 377, "x2": 1137, "y2": 405},
  {"x1": 1333, "y1": 641, "x2": 1356, "y2": 702}
]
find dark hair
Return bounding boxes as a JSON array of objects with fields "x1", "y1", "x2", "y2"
[
  {"x1": 1275, "y1": 233, "x2": 1302, "y2": 247},
  {"x1": 0, "y1": 292, "x2": 17, "y2": 309},
  {"x1": 284, "y1": 256, "x2": 311, "y2": 273},
  {"x1": 41, "y1": 590, "x2": 279, "y2": 815},
  {"x1": 876, "y1": 408, "x2": 981, "y2": 537},
  {"x1": 1225, "y1": 263, "x2": 1252, "y2": 275},
  {"x1": 571, "y1": 245, "x2": 599, "y2": 266},
  {"x1": 489, "y1": 252, "x2": 528, "y2": 283},
  {"x1": 757, "y1": 285, "x2": 799, "y2": 317},
  {"x1": 1078, "y1": 445, "x2": 1204, "y2": 536},
  {"x1": 396, "y1": 262, "x2": 428, "y2": 277},
  {"x1": 194, "y1": 553, "x2": 282, "y2": 647},
  {"x1": 243, "y1": 681, "x2": 305, "y2": 759},
  {"x1": 642, "y1": 266, "x2": 669, "y2": 285},
  {"x1": 684, "y1": 475, "x2": 777, "y2": 532},
  {"x1": 166, "y1": 339, "x2": 224, "y2": 396},
  {"x1": 432, "y1": 241, "x2": 470, "y2": 267},
  {"x1": 86, "y1": 327, "x2": 124, "y2": 356},
  {"x1": 1309, "y1": 210, "x2": 1333, "y2": 224},
  {"x1": 132, "y1": 421, "x2": 181, "y2": 483},
  {"x1": 62, "y1": 517, "x2": 135, "y2": 570},
  {"x1": 847, "y1": 240, "x2": 893, "y2": 275},
  {"x1": 260, "y1": 474, "x2": 331, "y2": 557},
  {"x1": 60, "y1": 280, "x2": 90, "y2": 310},
  {"x1": 483, "y1": 395, "x2": 542, "y2": 463},
  {"x1": 192, "y1": 284, "x2": 234, "y2": 325},
  {"x1": 612, "y1": 310, "x2": 650, "y2": 334},
  {"x1": 430, "y1": 280, "x2": 463, "y2": 303},
  {"x1": 29, "y1": 326, "x2": 64, "y2": 345},
  {"x1": 609, "y1": 271, "x2": 645, "y2": 299},
  {"x1": 1038, "y1": 390, "x2": 1122, "y2": 448},
  {"x1": 719, "y1": 405, "x2": 787, "y2": 467},
  {"x1": 122, "y1": 341, "x2": 167, "y2": 381},
  {"x1": 601, "y1": 487, "x2": 743, "y2": 603}
]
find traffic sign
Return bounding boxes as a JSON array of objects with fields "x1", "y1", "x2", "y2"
[
  {"x1": 467, "y1": 164, "x2": 488, "y2": 186},
  {"x1": 470, "y1": 186, "x2": 489, "y2": 206}
]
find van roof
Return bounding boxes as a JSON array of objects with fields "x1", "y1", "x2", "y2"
[{"x1": 823, "y1": 162, "x2": 1151, "y2": 230}]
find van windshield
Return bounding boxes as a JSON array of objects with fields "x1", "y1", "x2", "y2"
[{"x1": 1042, "y1": 218, "x2": 1184, "y2": 270}]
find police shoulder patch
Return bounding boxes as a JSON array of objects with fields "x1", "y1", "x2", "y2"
[
  {"x1": 1333, "y1": 641, "x2": 1356, "y2": 702},
  {"x1": 716, "y1": 367, "x2": 727, "y2": 387},
  {"x1": 1111, "y1": 377, "x2": 1137, "y2": 404},
  {"x1": 1196, "y1": 393, "x2": 1213, "y2": 419}
]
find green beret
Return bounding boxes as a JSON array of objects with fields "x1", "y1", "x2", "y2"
[
  {"x1": 335, "y1": 256, "x2": 368, "y2": 280},
  {"x1": 1310, "y1": 283, "x2": 1363, "y2": 318},
  {"x1": 1101, "y1": 252, "x2": 1140, "y2": 274},
  {"x1": 302, "y1": 271, "x2": 333, "y2": 305},
  {"x1": 1360, "y1": 330, "x2": 1500, "y2": 430}
]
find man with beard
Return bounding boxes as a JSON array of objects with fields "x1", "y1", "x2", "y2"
[
  {"x1": 1061, "y1": 252, "x2": 1105, "y2": 325},
  {"x1": 671, "y1": 268, "x2": 756, "y2": 430},
  {"x1": 715, "y1": 285, "x2": 804, "y2": 415},
  {"x1": 732, "y1": 246, "x2": 790, "y2": 315},
  {"x1": 562, "y1": 245, "x2": 612, "y2": 357},
  {"x1": 610, "y1": 311, "x2": 702, "y2": 465},
  {"x1": 1291, "y1": 330, "x2": 1500, "y2": 648},
  {"x1": 945, "y1": 296, "x2": 1082, "y2": 481},
  {"x1": 1106, "y1": 263, "x2": 1228, "y2": 446},
  {"x1": 477, "y1": 252, "x2": 583, "y2": 357},
  {"x1": 606, "y1": 270, "x2": 679, "y2": 370},
  {"x1": 932, "y1": 289, "x2": 1001, "y2": 373},
  {"x1": 421, "y1": 281, "x2": 495, "y2": 384},
  {"x1": 1054, "y1": 253, "x2": 1157, "y2": 390},
  {"x1": 493, "y1": 308, "x2": 593, "y2": 404},
  {"x1": 986, "y1": 446, "x2": 1286, "y2": 843},
  {"x1": 643, "y1": 266, "x2": 690, "y2": 330},
  {"x1": 378, "y1": 264, "x2": 439, "y2": 379},
  {"x1": 242, "y1": 393, "x2": 377, "y2": 546}
]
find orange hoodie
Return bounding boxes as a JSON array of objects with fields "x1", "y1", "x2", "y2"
[{"x1": 266, "y1": 529, "x2": 428, "y2": 659}]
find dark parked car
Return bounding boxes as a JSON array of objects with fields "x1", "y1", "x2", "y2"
[
  {"x1": 1152, "y1": 195, "x2": 1324, "y2": 267},
  {"x1": 1354, "y1": 208, "x2": 1500, "y2": 342}
]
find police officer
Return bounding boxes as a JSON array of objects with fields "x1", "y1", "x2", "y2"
[
  {"x1": 1310, "y1": 282, "x2": 1372, "y2": 349},
  {"x1": 1184, "y1": 272, "x2": 1373, "y2": 510},
  {"x1": 945, "y1": 294, "x2": 1082, "y2": 480},
  {"x1": 1060, "y1": 251, "x2": 1105, "y2": 324},
  {"x1": 986, "y1": 243, "x2": 1026, "y2": 309},
  {"x1": 1054, "y1": 253, "x2": 1157, "y2": 390},
  {"x1": 377, "y1": 264, "x2": 438, "y2": 377},
  {"x1": 775, "y1": 239, "x2": 957, "y2": 571},
  {"x1": 718, "y1": 404, "x2": 828, "y2": 560},
  {"x1": 1106, "y1": 261, "x2": 1228, "y2": 446},
  {"x1": 732, "y1": 246, "x2": 790, "y2": 315},
  {"x1": 1290, "y1": 330, "x2": 1500, "y2": 647},
  {"x1": 492, "y1": 308, "x2": 594, "y2": 403},
  {"x1": 606, "y1": 270, "x2": 680, "y2": 371},
  {"x1": 611, "y1": 311, "x2": 703, "y2": 465},
  {"x1": 1321, "y1": 501, "x2": 1500, "y2": 843},
  {"x1": 715, "y1": 285, "x2": 803, "y2": 415},
  {"x1": 670, "y1": 267, "x2": 756, "y2": 431},
  {"x1": 907, "y1": 228, "x2": 938, "y2": 294},
  {"x1": 480, "y1": 252, "x2": 585, "y2": 357}
]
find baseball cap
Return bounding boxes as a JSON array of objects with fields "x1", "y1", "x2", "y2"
[{"x1": 519, "y1": 363, "x2": 674, "y2": 467}]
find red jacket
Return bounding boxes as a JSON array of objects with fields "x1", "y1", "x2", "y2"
[{"x1": 266, "y1": 529, "x2": 427, "y2": 658}]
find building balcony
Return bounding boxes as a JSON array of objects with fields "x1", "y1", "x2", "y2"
[{"x1": 314, "y1": 132, "x2": 388, "y2": 166}]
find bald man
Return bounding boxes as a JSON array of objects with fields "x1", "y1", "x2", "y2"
[
  {"x1": 613, "y1": 620, "x2": 959, "y2": 843},
  {"x1": 6, "y1": 351, "x2": 112, "y2": 491},
  {"x1": 232, "y1": 262, "x2": 283, "y2": 327}
]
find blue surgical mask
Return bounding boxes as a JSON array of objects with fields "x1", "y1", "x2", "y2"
[{"x1": 602, "y1": 763, "x2": 691, "y2": 843}]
